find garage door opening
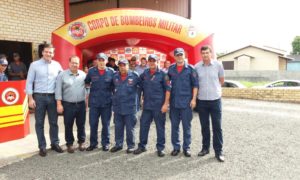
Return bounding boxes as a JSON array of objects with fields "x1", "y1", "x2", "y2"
[{"x1": 0, "y1": 40, "x2": 32, "y2": 72}]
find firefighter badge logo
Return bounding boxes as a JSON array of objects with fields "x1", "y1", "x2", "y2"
[
  {"x1": 68, "y1": 22, "x2": 87, "y2": 40},
  {"x1": 1, "y1": 88, "x2": 19, "y2": 105}
]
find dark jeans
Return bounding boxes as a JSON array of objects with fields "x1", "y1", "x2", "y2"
[
  {"x1": 34, "y1": 94, "x2": 59, "y2": 149},
  {"x1": 62, "y1": 101, "x2": 86, "y2": 146},
  {"x1": 197, "y1": 98, "x2": 223, "y2": 155}
]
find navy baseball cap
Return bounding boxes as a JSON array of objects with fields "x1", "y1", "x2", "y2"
[
  {"x1": 148, "y1": 54, "x2": 158, "y2": 61},
  {"x1": 0, "y1": 58, "x2": 8, "y2": 65},
  {"x1": 96, "y1": 53, "x2": 108, "y2": 60},
  {"x1": 174, "y1": 48, "x2": 184, "y2": 56},
  {"x1": 118, "y1": 59, "x2": 129, "y2": 65}
]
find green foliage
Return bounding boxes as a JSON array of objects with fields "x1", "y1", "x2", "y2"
[{"x1": 292, "y1": 36, "x2": 300, "y2": 55}]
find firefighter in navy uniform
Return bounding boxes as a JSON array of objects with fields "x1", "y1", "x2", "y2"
[
  {"x1": 110, "y1": 59, "x2": 141, "y2": 153},
  {"x1": 168, "y1": 48, "x2": 199, "y2": 157},
  {"x1": 133, "y1": 54, "x2": 171, "y2": 157},
  {"x1": 85, "y1": 53, "x2": 114, "y2": 151}
]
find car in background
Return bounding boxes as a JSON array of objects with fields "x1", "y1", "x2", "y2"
[
  {"x1": 253, "y1": 80, "x2": 300, "y2": 89},
  {"x1": 222, "y1": 80, "x2": 246, "y2": 88}
]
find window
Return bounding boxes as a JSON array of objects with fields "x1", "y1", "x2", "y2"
[{"x1": 222, "y1": 61, "x2": 234, "y2": 70}]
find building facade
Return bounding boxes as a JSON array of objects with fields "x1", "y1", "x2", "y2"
[
  {"x1": 0, "y1": 0, "x2": 64, "y2": 66},
  {"x1": 218, "y1": 45, "x2": 292, "y2": 71},
  {"x1": 0, "y1": 0, "x2": 191, "y2": 67}
]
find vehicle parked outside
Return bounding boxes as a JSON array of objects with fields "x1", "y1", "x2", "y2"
[
  {"x1": 222, "y1": 80, "x2": 246, "y2": 88},
  {"x1": 253, "y1": 80, "x2": 300, "y2": 89}
]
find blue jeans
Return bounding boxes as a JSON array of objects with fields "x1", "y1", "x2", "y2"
[
  {"x1": 62, "y1": 101, "x2": 86, "y2": 146},
  {"x1": 114, "y1": 113, "x2": 137, "y2": 149},
  {"x1": 89, "y1": 106, "x2": 112, "y2": 147},
  {"x1": 34, "y1": 94, "x2": 59, "y2": 149},
  {"x1": 169, "y1": 107, "x2": 193, "y2": 151},
  {"x1": 197, "y1": 98, "x2": 223, "y2": 154},
  {"x1": 138, "y1": 110, "x2": 166, "y2": 151}
]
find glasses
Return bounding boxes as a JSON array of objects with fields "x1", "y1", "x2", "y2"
[{"x1": 1, "y1": 64, "x2": 8, "y2": 67}]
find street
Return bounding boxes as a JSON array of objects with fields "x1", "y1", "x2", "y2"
[{"x1": 0, "y1": 99, "x2": 300, "y2": 180}]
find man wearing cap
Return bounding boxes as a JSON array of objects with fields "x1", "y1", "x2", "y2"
[
  {"x1": 0, "y1": 57, "x2": 8, "y2": 82},
  {"x1": 55, "y1": 55, "x2": 87, "y2": 153},
  {"x1": 85, "y1": 52, "x2": 115, "y2": 151},
  {"x1": 168, "y1": 47, "x2": 199, "y2": 157},
  {"x1": 133, "y1": 54, "x2": 170, "y2": 157},
  {"x1": 110, "y1": 59, "x2": 141, "y2": 153},
  {"x1": 195, "y1": 45, "x2": 225, "y2": 162},
  {"x1": 25, "y1": 43, "x2": 63, "y2": 157}
]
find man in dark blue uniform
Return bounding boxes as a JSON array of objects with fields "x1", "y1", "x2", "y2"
[
  {"x1": 85, "y1": 53, "x2": 115, "y2": 151},
  {"x1": 110, "y1": 59, "x2": 140, "y2": 153},
  {"x1": 133, "y1": 54, "x2": 171, "y2": 157},
  {"x1": 168, "y1": 48, "x2": 199, "y2": 157}
]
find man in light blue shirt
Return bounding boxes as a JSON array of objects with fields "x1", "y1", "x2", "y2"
[
  {"x1": 26, "y1": 43, "x2": 63, "y2": 157},
  {"x1": 194, "y1": 45, "x2": 225, "y2": 162}
]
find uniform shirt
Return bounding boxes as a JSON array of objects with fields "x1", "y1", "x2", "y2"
[
  {"x1": 85, "y1": 67, "x2": 114, "y2": 108},
  {"x1": 26, "y1": 58, "x2": 62, "y2": 94},
  {"x1": 7, "y1": 62, "x2": 27, "y2": 80},
  {"x1": 140, "y1": 68, "x2": 171, "y2": 111},
  {"x1": 195, "y1": 60, "x2": 224, "y2": 100},
  {"x1": 112, "y1": 70, "x2": 141, "y2": 115},
  {"x1": 55, "y1": 69, "x2": 86, "y2": 103},
  {"x1": 168, "y1": 63, "x2": 199, "y2": 109},
  {"x1": 0, "y1": 72, "x2": 8, "y2": 82}
]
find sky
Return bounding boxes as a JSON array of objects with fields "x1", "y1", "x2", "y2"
[{"x1": 191, "y1": 0, "x2": 299, "y2": 54}]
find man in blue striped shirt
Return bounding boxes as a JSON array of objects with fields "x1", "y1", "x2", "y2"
[
  {"x1": 26, "y1": 43, "x2": 63, "y2": 157},
  {"x1": 195, "y1": 45, "x2": 225, "y2": 162}
]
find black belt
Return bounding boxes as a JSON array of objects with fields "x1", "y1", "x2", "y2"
[
  {"x1": 63, "y1": 101, "x2": 85, "y2": 105},
  {"x1": 34, "y1": 93, "x2": 55, "y2": 96}
]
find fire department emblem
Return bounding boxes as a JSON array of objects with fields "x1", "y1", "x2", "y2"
[
  {"x1": 1, "y1": 88, "x2": 19, "y2": 105},
  {"x1": 68, "y1": 22, "x2": 87, "y2": 39},
  {"x1": 187, "y1": 25, "x2": 197, "y2": 38}
]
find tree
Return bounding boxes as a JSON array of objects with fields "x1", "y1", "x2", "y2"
[{"x1": 292, "y1": 36, "x2": 300, "y2": 55}]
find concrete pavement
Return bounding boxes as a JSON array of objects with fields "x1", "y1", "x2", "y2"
[
  {"x1": 0, "y1": 114, "x2": 90, "y2": 168},
  {"x1": 0, "y1": 99, "x2": 300, "y2": 179}
]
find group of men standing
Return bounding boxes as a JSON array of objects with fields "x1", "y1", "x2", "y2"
[{"x1": 25, "y1": 43, "x2": 225, "y2": 162}]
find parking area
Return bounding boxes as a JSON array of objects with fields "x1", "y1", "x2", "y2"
[{"x1": 0, "y1": 98, "x2": 300, "y2": 179}]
